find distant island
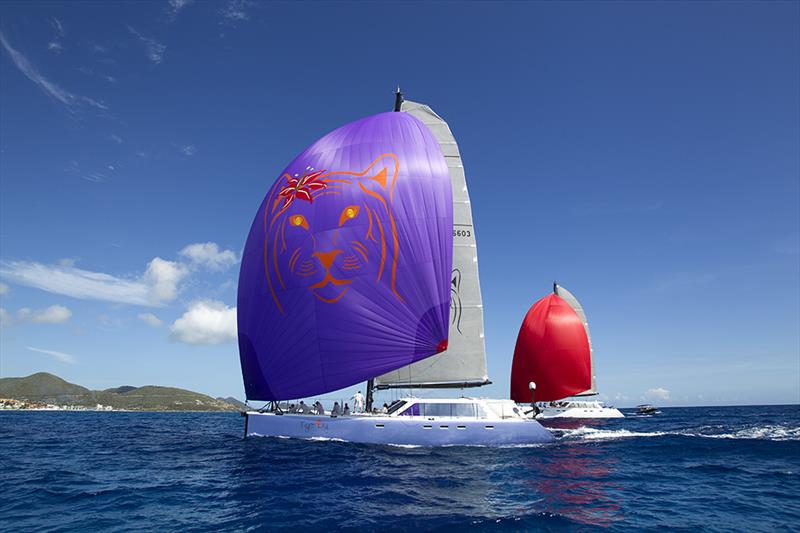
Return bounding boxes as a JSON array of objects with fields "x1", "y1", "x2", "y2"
[{"x1": 0, "y1": 372, "x2": 246, "y2": 412}]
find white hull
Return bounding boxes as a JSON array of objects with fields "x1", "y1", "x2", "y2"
[
  {"x1": 521, "y1": 400, "x2": 625, "y2": 419},
  {"x1": 245, "y1": 398, "x2": 554, "y2": 446}
]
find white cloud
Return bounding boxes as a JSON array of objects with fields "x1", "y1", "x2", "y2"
[
  {"x1": 48, "y1": 41, "x2": 63, "y2": 52},
  {"x1": 27, "y1": 346, "x2": 76, "y2": 364},
  {"x1": 179, "y1": 242, "x2": 238, "y2": 271},
  {"x1": 110, "y1": 134, "x2": 124, "y2": 144},
  {"x1": 20, "y1": 304, "x2": 72, "y2": 324},
  {"x1": 0, "y1": 282, "x2": 8, "y2": 295},
  {"x1": 0, "y1": 258, "x2": 187, "y2": 307},
  {"x1": 170, "y1": 300, "x2": 236, "y2": 344},
  {"x1": 645, "y1": 387, "x2": 671, "y2": 401},
  {"x1": 180, "y1": 144, "x2": 195, "y2": 156},
  {"x1": 0, "y1": 31, "x2": 107, "y2": 111},
  {"x1": 144, "y1": 258, "x2": 188, "y2": 302},
  {"x1": 138, "y1": 312, "x2": 163, "y2": 327},
  {"x1": 128, "y1": 26, "x2": 166, "y2": 64}
]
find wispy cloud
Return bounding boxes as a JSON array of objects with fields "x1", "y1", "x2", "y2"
[
  {"x1": 77, "y1": 66, "x2": 117, "y2": 84},
  {"x1": 110, "y1": 134, "x2": 124, "y2": 144},
  {"x1": 81, "y1": 172, "x2": 107, "y2": 183},
  {"x1": 180, "y1": 144, "x2": 196, "y2": 156},
  {"x1": 0, "y1": 282, "x2": 8, "y2": 295},
  {"x1": 168, "y1": 0, "x2": 194, "y2": 17},
  {"x1": 170, "y1": 300, "x2": 237, "y2": 344},
  {"x1": 0, "y1": 258, "x2": 187, "y2": 307},
  {"x1": 52, "y1": 18, "x2": 64, "y2": 37},
  {"x1": 27, "y1": 346, "x2": 77, "y2": 364},
  {"x1": 221, "y1": 0, "x2": 252, "y2": 22},
  {"x1": 48, "y1": 17, "x2": 64, "y2": 53},
  {"x1": 0, "y1": 31, "x2": 108, "y2": 111},
  {"x1": 128, "y1": 26, "x2": 166, "y2": 64},
  {"x1": 138, "y1": 312, "x2": 163, "y2": 327}
]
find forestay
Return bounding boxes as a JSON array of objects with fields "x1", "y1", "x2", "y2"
[{"x1": 375, "y1": 100, "x2": 489, "y2": 389}]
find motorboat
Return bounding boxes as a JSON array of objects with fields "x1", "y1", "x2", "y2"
[
  {"x1": 529, "y1": 399, "x2": 623, "y2": 419},
  {"x1": 636, "y1": 404, "x2": 659, "y2": 415}
]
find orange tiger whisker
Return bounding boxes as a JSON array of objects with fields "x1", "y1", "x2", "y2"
[
  {"x1": 373, "y1": 211, "x2": 386, "y2": 283},
  {"x1": 289, "y1": 248, "x2": 301, "y2": 271},
  {"x1": 352, "y1": 242, "x2": 369, "y2": 263},
  {"x1": 364, "y1": 205, "x2": 376, "y2": 243}
]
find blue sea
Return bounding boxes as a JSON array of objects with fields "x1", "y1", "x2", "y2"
[{"x1": 1, "y1": 405, "x2": 798, "y2": 532}]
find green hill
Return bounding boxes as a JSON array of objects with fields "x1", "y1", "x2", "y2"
[
  {"x1": 0, "y1": 372, "x2": 91, "y2": 403},
  {"x1": 0, "y1": 373, "x2": 243, "y2": 412}
]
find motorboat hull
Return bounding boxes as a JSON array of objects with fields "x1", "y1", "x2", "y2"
[
  {"x1": 245, "y1": 412, "x2": 554, "y2": 446},
  {"x1": 518, "y1": 401, "x2": 625, "y2": 419},
  {"x1": 536, "y1": 406, "x2": 624, "y2": 419}
]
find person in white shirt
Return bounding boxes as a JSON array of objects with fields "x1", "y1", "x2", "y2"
[{"x1": 352, "y1": 391, "x2": 365, "y2": 413}]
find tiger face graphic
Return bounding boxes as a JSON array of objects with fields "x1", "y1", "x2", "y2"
[{"x1": 263, "y1": 154, "x2": 402, "y2": 313}]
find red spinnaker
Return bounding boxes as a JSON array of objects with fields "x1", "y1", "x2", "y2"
[{"x1": 510, "y1": 294, "x2": 592, "y2": 403}]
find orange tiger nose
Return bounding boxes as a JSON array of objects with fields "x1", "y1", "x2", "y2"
[{"x1": 312, "y1": 250, "x2": 342, "y2": 270}]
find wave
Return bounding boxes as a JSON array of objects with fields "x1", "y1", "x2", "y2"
[
  {"x1": 556, "y1": 424, "x2": 800, "y2": 442},
  {"x1": 682, "y1": 425, "x2": 800, "y2": 442},
  {"x1": 557, "y1": 427, "x2": 666, "y2": 441}
]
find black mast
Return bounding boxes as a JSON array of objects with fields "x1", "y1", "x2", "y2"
[{"x1": 393, "y1": 85, "x2": 404, "y2": 112}]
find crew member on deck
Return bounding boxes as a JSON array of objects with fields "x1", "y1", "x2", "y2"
[
  {"x1": 331, "y1": 402, "x2": 341, "y2": 417},
  {"x1": 352, "y1": 391, "x2": 365, "y2": 413}
]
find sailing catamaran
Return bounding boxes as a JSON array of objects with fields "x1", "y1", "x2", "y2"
[
  {"x1": 510, "y1": 284, "x2": 623, "y2": 419},
  {"x1": 237, "y1": 91, "x2": 553, "y2": 445}
]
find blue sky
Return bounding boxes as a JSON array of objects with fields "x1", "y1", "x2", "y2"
[{"x1": 1, "y1": 1, "x2": 797, "y2": 407}]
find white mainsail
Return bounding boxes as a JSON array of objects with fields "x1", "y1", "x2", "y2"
[
  {"x1": 554, "y1": 284, "x2": 598, "y2": 396},
  {"x1": 374, "y1": 100, "x2": 489, "y2": 389}
]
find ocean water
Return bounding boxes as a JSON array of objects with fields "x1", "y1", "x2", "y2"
[{"x1": 1, "y1": 405, "x2": 798, "y2": 532}]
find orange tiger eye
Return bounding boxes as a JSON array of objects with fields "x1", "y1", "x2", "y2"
[
  {"x1": 291, "y1": 215, "x2": 308, "y2": 230},
  {"x1": 339, "y1": 205, "x2": 360, "y2": 226}
]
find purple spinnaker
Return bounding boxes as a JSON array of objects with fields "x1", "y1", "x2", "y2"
[{"x1": 237, "y1": 112, "x2": 453, "y2": 400}]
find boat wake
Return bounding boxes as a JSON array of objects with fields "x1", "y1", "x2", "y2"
[
  {"x1": 554, "y1": 424, "x2": 800, "y2": 442},
  {"x1": 681, "y1": 424, "x2": 800, "y2": 442},
  {"x1": 555, "y1": 427, "x2": 666, "y2": 440}
]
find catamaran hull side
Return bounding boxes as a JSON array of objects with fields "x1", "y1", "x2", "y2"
[{"x1": 244, "y1": 412, "x2": 554, "y2": 445}]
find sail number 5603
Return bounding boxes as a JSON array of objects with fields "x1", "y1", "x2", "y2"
[{"x1": 453, "y1": 229, "x2": 472, "y2": 237}]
